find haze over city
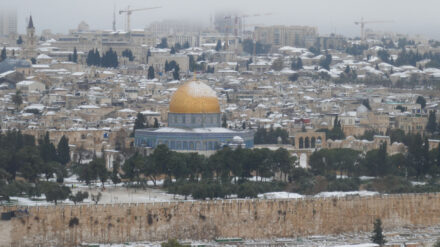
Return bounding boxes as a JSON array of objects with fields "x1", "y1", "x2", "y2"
[
  {"x1": 3, "y1": 0, "x2": 440, "y2": 39},
  {"x1": 4, "y1": 0, "x2": 440, "y2": 246}
]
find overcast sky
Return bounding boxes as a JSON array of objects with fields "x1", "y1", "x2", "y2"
[{"x1": 3, "y1": 0, "x2": 440, "y2": 39}]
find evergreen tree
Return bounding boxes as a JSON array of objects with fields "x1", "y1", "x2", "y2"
[
  {"x1": 416, "y1": 95, "x2": 426, "y2": 109},
  {"x1": 426, "y1": 111, "x2": 437, "y2": 133},
  {"x1": 371, "y1": 218, "x2": 386, "y2": 246},
  {"x1": 12, "y1": 90, "x2": 23, "y2": 110},
  {"x1": 86, "y1": 49, "x2": 94, "y2": 66},
  {"x1": 44, "y1": 182, "x2": 71, "y2": 205},
  {"x1": 72, "y1": 47, "x2": 78, "y2": 63},
  {"x1": 1, "y1": 47, "x2": 6, "y2": 62},
  {"x1": 86, "y1": 49, "x2": 101, "y2": 66},
  {"x1": 101, "y1": 48, "x2": 118, "y2": 68},
  {"x1": 183, "y1": 41, "x2": 190, "y2": 49},
  {"x1": 189, "y1": 55, "x2": 196, "y2": 72},
  {"x1": 134, "y1": 113, "x2": 146, "y2": 132},
  {"x1": 94, "y1": 49, "x2": 100, "y2": 65},
  {"x1": 111, "y1": 155, "x2": 121, "y2": 185},
  {"x1": 57, "y1": 135, "x2": 70, "y2": 165},
  {"x1": 215, "y1": 40, "x2": 222, "y2": 51},
  {"x1": 16, "y1": 36, "x2": 23, "y2": 45},
  {"x1": 288, "y1": 73, "x2": 299, "y2": 82},
  {"x1": 377, "y1": 50, "x2": 391, "y2": 64},
  {"x1": 157, "y1": 38, "x2": 168, "y2": 49},
  {"x1": 362, "y1": 99, "x2": 372, "y2": 110},
  {"x1": 38, "y1": 132, "x2": 57, "y2": 163},
  {"x1": 271, "y1": 57, "x2": 283, "y2": 71},
  {"x1": 174, "y1": 43, "x2": 182, "y2": 51},
  {"x1": 172, "y1": 64, "x2": 180, "y2": 80},
  {"x1": 222, "y1": 115, "x2": 227, "y2": 128},
  {"x1": 161, "y1": 239, "x2": 185, "y2": 247},
  {"x1": 69, "y1": 191, "x2": 88, "y2": 205},
  {"x1": 148, "y1": 66, "x2": 155, "y2": 79},
  {"x1": 154, "y1": 118, "x2": 160, "y2": 128},
  {"x1": 170, "y1": 46, "x2": 176, "y2": 54},
  {"x1": 30, "y1": 58, "x2": 36, "y2": 64},
  {"x1": 165, "y1": 60, "x2": 169, "y2": 72},
  {"x1": 291, "y1": 57, "x2": 303, "y2": 70},
  {"x1": 146, "y1": 49, "x2": 151, "y2": 63},
  {"x1": 122, "y1": 49, "x2": 134, "y2": 61},
  {"x1": 319, "y1": 53, "x2": 332, "y2": 70}
]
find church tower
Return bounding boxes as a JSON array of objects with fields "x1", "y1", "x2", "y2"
[{"x1": 24, "y1": 15, "x2": 36, "y2": 58}]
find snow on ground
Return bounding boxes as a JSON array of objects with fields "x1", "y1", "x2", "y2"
[
  {"x1": 333, "y1": 244, "x2": 378, "y2": 247},
  {"x1": 258, "y1": 192, "x2": 304, "y2": 199},
  {"x1": 89, "y1": 225, "x2": 440, "y2": 247},
  {"x1": 411, "y1": 181, "x2": 427, "y2": 186},
  {"x1": 314, "y1": 191, "x2": 379, "y2": 198}
]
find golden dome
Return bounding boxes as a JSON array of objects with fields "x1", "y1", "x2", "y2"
[{"x1": 169, "y1": 80, "x2": 220, "y2": 114}]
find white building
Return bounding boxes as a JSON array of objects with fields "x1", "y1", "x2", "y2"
[{"x1": 16, "y1": 80, "x2": 45, "y2": 92}]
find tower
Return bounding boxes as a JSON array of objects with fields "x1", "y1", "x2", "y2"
[{"x1": 24, "y1": 15, "x2": 36, "y2": 58}]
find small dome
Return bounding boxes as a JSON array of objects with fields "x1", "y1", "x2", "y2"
[{"x1": 169, "y1": 80, "x2": 220, "y2": 114}]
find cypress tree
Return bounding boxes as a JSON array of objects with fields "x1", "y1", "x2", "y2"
[
  {"x1": 215, "y1": 40, "x2": 222, "y2": 51},
  {"x1": 172, "y1": 64, "x2": 180, "y2": 80},
  {"x1": 165, "y1": 60, "x2": 169, "y2": 72},
  {"x1": 426, "y1": 110, "x2": 437, "y2": 133},
  {"x1": 57, "y1": 135, "x2": 70, "y2": 165},
  {"x1": 371, "y1": 218, "x2": 386, "y2": 246},
  {"x1": 1, "y1": 47, "x2": 6, "y2": 62},
  {"x1": 147, "y1": 49, "x2": 151, "y2": 63},
  {"x1": 94, "y1": 49, "x2": 101, "y2": 66},
  {"x1": 134, "y1": 113, "x2": 146, "y2": 132},
  {"x1": 222, "y1": 115, "x2": 227, "y2": 128},
  {"x1": 148, "y1": 66, "x2": 155, "y2": 79},
  {"x1": 16, "y1": 36, "x2": 23, "y2": 45},
  {"x1": 72, "y1": 47, "x2": 78, "y2": 63},
  {"x1": 86, "y1": 49, "x2": 94, "y2": 66}
]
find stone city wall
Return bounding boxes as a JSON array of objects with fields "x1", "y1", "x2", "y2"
[{"x1": 1, "y1": 193, "x2": 440, "y2": 246}]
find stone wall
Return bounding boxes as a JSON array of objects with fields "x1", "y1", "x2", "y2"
[{"x1": 2, "y1": 193, "x2": 440, "y2": 247}]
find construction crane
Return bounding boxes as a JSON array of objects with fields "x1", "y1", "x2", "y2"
[
  {"x1": 354, "y1": 18, "x2": 393, "y2": 41},
  {"x1": 119, "y1": 6, "x2": 161, "y2": 32}
]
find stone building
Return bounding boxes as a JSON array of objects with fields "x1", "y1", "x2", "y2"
[
  {"x1": 135, "y1": 80, "x2": 254, "y2": 155},
  {"x1": 254, "y1": 25, "x2": 318, "y2": 49}
]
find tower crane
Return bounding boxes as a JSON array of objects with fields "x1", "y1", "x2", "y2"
[
  {"x1": 354, "y1": 18, "x2": 393, "y2": 41},
  {"x1": 119, "y1": 6, "x2": 161, "y2": 32}
]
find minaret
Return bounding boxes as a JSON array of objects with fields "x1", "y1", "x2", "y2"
[{"x1": 24, "y1": 15, "x2": 36, "y2": 58}]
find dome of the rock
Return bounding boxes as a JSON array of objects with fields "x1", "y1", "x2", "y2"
[{"x1": 169, "y1": 80, "x2": 220, "y2": 114}]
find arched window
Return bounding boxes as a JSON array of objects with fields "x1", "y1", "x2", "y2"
[
  {"x1": 189, "y1": 142, "x2": 195, "y2": 150},
  {"x1": 305, "y1": 137, "x2": 310, "y2": 148},
  {"x1": 299, "y1": 137, "x2": 304, "y2": 149},
  {"x1": 311, "y1": 137, "x2": 316, "y2": 148}
]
